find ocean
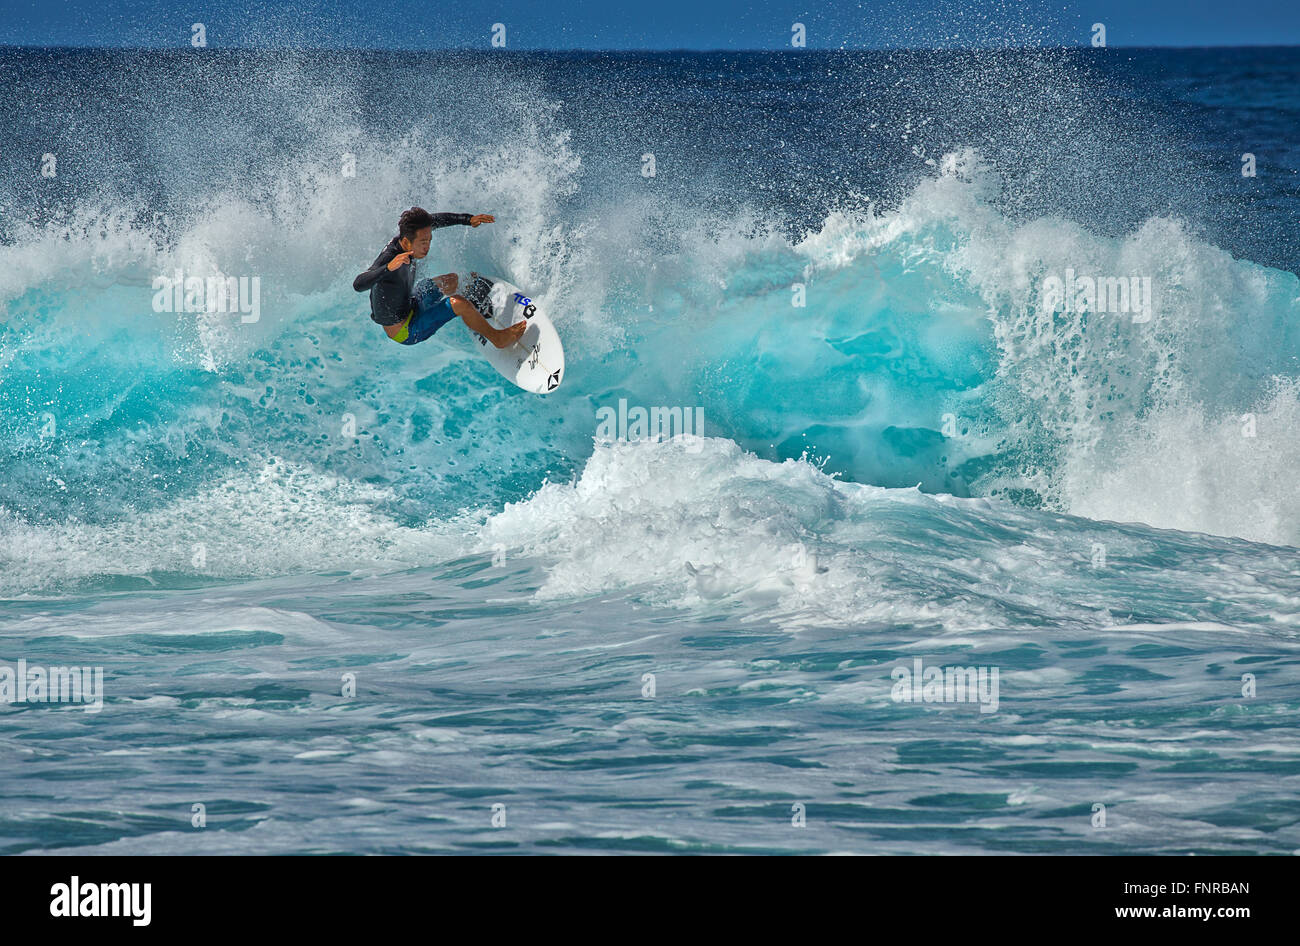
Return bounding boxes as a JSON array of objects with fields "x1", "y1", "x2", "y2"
[{"x1": 1, "y1": 46, "x2": 1299, "y2": 854}]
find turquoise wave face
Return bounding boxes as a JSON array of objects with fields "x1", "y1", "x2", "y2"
[
  {"x1": 3, "y1": 47, "x2": 1300, "y2": 584},
  {"x1": 5, "y1": 157, "x2": 1299, "y2": 554}
]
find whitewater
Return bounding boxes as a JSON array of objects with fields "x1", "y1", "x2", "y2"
[{"x1": 1, "y1": 47, "x2": 1298, "y2": 854}]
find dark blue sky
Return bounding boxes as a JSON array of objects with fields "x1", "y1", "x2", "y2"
[{"x1": 4, "y1": 0, "x2": 1300, "y2": 49}]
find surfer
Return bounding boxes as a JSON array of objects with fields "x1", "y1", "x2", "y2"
[{"x1": 353, "y1": 207, "x2": 528, "y2": 348}]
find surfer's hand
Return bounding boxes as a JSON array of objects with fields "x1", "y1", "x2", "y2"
[
  {"x1": 469, "y1": 214, "x2": 494, "y2": 227},
  {"x1": 434, "y1": 272, "x2": 458, "y2": 294},
  {"x1": 387, "y1": 251, "x2": 413, "y2": 271}
]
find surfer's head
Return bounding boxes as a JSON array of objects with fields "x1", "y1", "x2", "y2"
[{"x1": 398, "y1": 207, "x2": 434, "y2": 259}]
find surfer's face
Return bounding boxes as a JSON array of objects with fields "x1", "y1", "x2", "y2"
[{"x1": 401, "y1": 227, "x2": 433, "y2": 259}]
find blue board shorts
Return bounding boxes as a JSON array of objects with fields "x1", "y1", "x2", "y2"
[{"x1": 390, "y1": 278, "x2": 457, "y2": 345}]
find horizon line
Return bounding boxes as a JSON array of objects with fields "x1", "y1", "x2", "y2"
[{"x1": 2, "y1": 42, "x2": 1299, "y2": 53}]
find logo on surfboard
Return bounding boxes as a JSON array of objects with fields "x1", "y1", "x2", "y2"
[{"x1": 512, "y1": 293, "x2": 538, "y2": 319}]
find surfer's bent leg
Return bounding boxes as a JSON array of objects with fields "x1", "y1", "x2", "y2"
[
  {"x1": 387, "y1": 276, "x2": 527, "y2": 349},
  {"x1": 391, "y1": 278, "x2": 459, "y2": 345},
  {"x1": 448, "y1": 295, "x2": 529, "y2": 349}
]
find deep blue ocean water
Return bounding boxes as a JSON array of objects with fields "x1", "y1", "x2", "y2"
[{"x1": 1, "y1": 47, "x2": 1299, "y2": 854}]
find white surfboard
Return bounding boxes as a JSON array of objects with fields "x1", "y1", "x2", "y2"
[{"x1": 463, "y1": 272, "x2": 564, "y2": 394}]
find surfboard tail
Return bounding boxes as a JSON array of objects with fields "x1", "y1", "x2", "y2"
[{"x1": 464, "y1": 272, "x2": 496, "y2": 318}]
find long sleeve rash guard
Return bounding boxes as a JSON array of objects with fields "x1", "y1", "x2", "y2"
[{"x1": 353, "y1": 213, "x2": 474, "y2": 325}]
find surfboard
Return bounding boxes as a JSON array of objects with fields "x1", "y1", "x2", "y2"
[{"x1": 462, "y1": 273, "x2": 565, "y2": 394}]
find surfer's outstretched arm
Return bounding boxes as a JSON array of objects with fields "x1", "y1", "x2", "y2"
[{"x1": 429, "y1": 212, "x2": 494, "y2": 229}]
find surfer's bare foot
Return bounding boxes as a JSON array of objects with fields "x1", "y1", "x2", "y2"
[
  {"x1": 491, "y1": 320, "x2": 528, "y2": 348},
  {"x1": 434, "y1": 272, "x2": 458, "y2": 294}
]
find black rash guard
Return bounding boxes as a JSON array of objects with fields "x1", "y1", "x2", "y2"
[{"x1": 352, "y1": 214, "x2": 474, "y2": 325}]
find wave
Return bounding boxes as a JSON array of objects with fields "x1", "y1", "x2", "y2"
[
  {"x1": 480, "y1": 436, "x2": 1300, "y2": 630},
  {"x1": 2, "y1": 118, "x2": 1299, "y2": 596}
]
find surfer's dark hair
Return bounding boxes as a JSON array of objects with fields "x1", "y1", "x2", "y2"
[{"x1": 398, "y1": 207, "x2": 434, "y2": 239}]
